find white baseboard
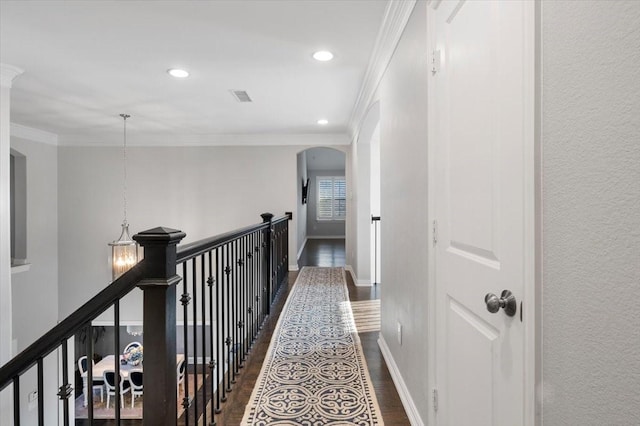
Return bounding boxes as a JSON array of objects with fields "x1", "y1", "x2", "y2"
[
  {"x1": 345, "y1": 265, "x2": 372, "y2": 287},
  {"x1": 356, "y1": 278, "x2": 371, "y2": 287},
  {"x1": 378, "y1": 335, "x2": 425, "y2": 426},
  {"x1": 297, "y1": 237, "x2": 308, "y2": 260},
  {"x1": 345, "y1": 265, "x2": 356, "y2": 282},
  {"x1": 306, "y1": 235, "x2": 346, "y2": 239},
  {"x1": 289, "y1": 263, "x2": 299, "y2": 271}
]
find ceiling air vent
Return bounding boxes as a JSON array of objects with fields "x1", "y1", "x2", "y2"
[{"x1": 230, "y1": 90, "x2": 252, "y2": 103}]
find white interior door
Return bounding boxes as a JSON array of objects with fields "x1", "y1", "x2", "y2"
[{"x1": 431, "y1": 1, "x2": 534, "y2": 425}]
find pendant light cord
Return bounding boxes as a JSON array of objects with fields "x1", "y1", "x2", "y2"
[{"x1": 120, "y1": 113, "x2": 130, "y2": 225}]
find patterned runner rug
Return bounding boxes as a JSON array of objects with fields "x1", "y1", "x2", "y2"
[{"x1": 242, "y1": 267, "x2": 384, "y2": 425}]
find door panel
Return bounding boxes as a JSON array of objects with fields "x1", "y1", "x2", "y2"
[
  {"x1": 447, "y1": 0, "x2": 499, "y2": 263},
  {"x1": 432, "y1": 1, "x2": 533, "y2": 425},
  {"x1": 447, "y1": 297, "x2": 498, "y2": 426}
]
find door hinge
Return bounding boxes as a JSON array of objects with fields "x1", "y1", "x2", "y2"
[
  {"x1": 432, "y1": 388, "x2": 439, "y2": 412},
  {"x1": 431, "y1": 49, "x2": 441, "y2": 75},
  {"x1": 432, "y1": 220, "x2": 438, "y2": 246}
]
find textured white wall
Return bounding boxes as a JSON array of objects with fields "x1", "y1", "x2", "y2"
[
  {"x1": 346, "y1": 145, "x2": 358, "y2": 275},
  {"x1": 355, "y1": 142, "x2": 371, "y2": 284},
  {"x1": 0, "y1": 67, "x2": 15, "y2": 426},
  {"x1": 541, "y1": 1, "x2": 640, "y2": 424},
  {"x1": 351, "y1": 101, "x2": 380, "y2": 285},
  {"x1": 10, "y1": 138, "x2": 58, "y2": 350},
  {"x1": 10, "y1": 136, "x2": 59, "y2": 425},
  {"x1": 370, "y1": 125, "x2": 381, "y2": 283},
  {"x1": 58, "y1": 145, "x2": 306, "y2": 319},
  {"x1": 378, "y1": 1, "x2": 430, "y2": 421}
]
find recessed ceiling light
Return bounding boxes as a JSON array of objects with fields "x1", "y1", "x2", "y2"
[
  {"x1": 167, "y1": 68, "x2": 189, "y2": 78},
  {"x1": 317, "y1": 119, "x2": 329, "y2": 125},
  {"x1": 313, "y1": 51, "x2": 334, "y2": 62}
]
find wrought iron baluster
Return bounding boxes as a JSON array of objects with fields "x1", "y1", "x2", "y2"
[
  {"x1": 242, "y1": 235, "x2": 249, "y2": 361},
  {"x1": 207, "y1": 250, "x2": 217, "y2": 426},
  {"x1": 231, "y1": 239, "x2": 238, "y2": 381},
  {"x1": 224, "y1": 244, "x2": 232, "y2": 395},
  {"x1": 215, "y1": 247, "x2": 223, "y2": 410},
  {"x1": 13, "y1": 375, "x2": 20, "y2": 425},
  {"x1": 114, "y1": 301, "x2": 121, "y2": 424},
  {"x1": 181, "y1": 262, "x2": 191, "y2": 426},
  {"x1": 59, "y1": 340, "x2": 71, "y2": 425},
  {"x1": 200, "y1": 253, "x2": 207, "y2": 425},
  {"x1": 37, "y1": 357, "x2": 43, "y2": 426},
  {"x1": 248, "y1": 232, "x2": 255, "y2": 344},
  {"x1": 237, "y1": 238, "x2": 245, "y2": 369},
  {"x1": 191, "y1": 259, "x2": 198, "y2": 420}
]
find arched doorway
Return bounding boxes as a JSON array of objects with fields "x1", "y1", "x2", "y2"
[{"x1": 295, "y1": 147, "x2": 347, "y2": 267}]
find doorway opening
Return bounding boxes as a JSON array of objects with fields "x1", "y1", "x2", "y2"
[{"x1": 295, "y1": 147, "x2": 347, "y2": 268}]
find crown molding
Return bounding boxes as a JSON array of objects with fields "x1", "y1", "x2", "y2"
[
  {"x1": 57, "y1": 132, "x2": 350, "y2": 147},
  {"x1": 11, "y1": 123, "x2": 58, "y2": 145},
  {"x1": 347, "y1": 0, "x2": 417, "y2": 141},
  {"x1": 0, "y1": 64, "x2": 24, "y2": 88}
]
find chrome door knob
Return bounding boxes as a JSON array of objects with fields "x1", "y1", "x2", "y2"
[{"x1": 484, "y1": 290, "x2": 517, "y2": 317}]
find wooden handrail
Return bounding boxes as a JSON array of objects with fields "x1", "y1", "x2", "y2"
[
  {"x1": 0, "y1": 211, "x2": 292, "y2": 425},
  {"x1": 176, "y1": 213, "x2": 290, "y2": 263},
  {"x1": 0, "y1": 264, "x2": 144, "y2": 391}
]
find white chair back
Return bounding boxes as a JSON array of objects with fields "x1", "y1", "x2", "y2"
[
  {"x1": 130, "y1": 369, "x2": 144, "y2": 408},
  {"x1": 78, "y1": 355, "x2": 103, "y2": 406},
  {"x1": 103, "y1": 370, "x2": 130, "y2": 408},
  {"x1": 176, "y1": 358, "x2": 186, "y2": 394}
]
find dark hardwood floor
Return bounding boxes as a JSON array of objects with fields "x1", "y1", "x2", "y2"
[
  {"x1": 78, "y1": 238, "x2": 409, "y2": 425},
  {"x1": 297, "y1": 238, "x2": 347, "y2": 268}
]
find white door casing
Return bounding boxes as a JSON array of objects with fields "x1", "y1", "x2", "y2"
[{"x1": 429, "y1": 1, "x2": 535, "y2": 425}]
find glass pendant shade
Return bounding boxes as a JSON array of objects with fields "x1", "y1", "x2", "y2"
[
  {"x1": 109, "y1": 221, "x2": 138, "y2": 281},
  {"x1": 109, "y1": 113, "x2": 138, "y2": 281},
  {"x1": 126, "y1": 325, "x2": 143, "y2": 336}
]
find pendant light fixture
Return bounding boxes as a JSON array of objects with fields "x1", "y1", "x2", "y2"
[
  {"x1": 126, "y1": 325, "x2": 144, "y2": 336},
  {"x1": 109, "y1": 114, "x2": 138, "y2": 281}
]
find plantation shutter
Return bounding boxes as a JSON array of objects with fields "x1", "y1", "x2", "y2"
[
  {"x1": 317, "y1": 177, "x2": 346, "y2": 220},
  {"x1": 333, "y1": 178, "x2": 346, "y2": 219}
]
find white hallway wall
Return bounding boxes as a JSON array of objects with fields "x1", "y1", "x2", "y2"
[
  {"x1": 367, "y1": 1, "x2": 640, "y2": 425},
  {"x1": 541, "y1": 1, "x2": 640, "y2": 424},
  {"x1": 351, "y1": 101, "x2": 380, "y2": 286},
  {"x1": 9, "y1": 136, "x2": 59, "y2": 425},
  {"x1": 57, "y1": 144, "x2": 319, "y2": 319},
  {"x1": 0, "y1": 67, "x2": 17, "y2": 426},
  {"x1": 376, "y1": 1, "x2": 430, "y2": 422},
  {"x1": 2, "y1": 64, "x2": 61, "y2": 425}
]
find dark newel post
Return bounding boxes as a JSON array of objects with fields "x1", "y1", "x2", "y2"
[
  {"x1": 133, "y1": 227, "x2": 186, "y2": 426},
  {"x1": 260, "y1": 213, "x2": 273, "y2": 316}
]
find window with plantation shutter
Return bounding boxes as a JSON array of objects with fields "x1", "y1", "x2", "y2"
[{"x1": 317, "y1": 177, "x2": 346, "y2": 220}]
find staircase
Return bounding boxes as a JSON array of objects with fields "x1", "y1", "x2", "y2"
[{"x1": 0, "y1": 212, "x2": 292, "y2": 425}]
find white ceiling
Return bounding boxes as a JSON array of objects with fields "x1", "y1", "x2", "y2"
[{"x1": 0, "y1": 0, "x2": 389, "y2": 146}]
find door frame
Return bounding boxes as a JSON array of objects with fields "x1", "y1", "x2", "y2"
[{"x1": 425, "y1": 1, "x2": 538, "y2": 425}]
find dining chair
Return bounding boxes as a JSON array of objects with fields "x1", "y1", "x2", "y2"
[
  {"x1": 104, "y1": 370, "x2": 131, "y2": 409},
  {"x1": 129, "y1": 369, "x2": 143, "y2": 408},
  {"x1": 77, "y1": 356, "x2": 103, "y2": 407},
  {"x1": 176, "y1": 358, "x2": 186, "y2": 396}
]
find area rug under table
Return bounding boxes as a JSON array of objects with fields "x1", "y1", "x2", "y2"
[{"x1": 242, "y1": 266, "x2": 384, "y2": 425}]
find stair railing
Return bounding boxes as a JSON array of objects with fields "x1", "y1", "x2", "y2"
[{"x1": 0, "y1": 212, "x2": 291, "y2": 426}]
